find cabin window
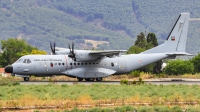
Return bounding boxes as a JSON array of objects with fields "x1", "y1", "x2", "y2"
[
  {"x1": 55, "y1": 63, "x2": 57, "y2": 65},
  {"x1": 89, "y1": 63, "x2": 91, "y2": 65},
  {"x1": 93, "y1": 63, "x2": 95, "y2": 65},
  {"x1": 81, "y1": 63, "x2": 84, "y2": 65},
  {"x1": 96, "y1": 63, "x2": 99, "y2": 65},
  {"x1": 62, "y1": 63, "x2": 65, "y2": 65},
  {"x1": 70, "y1": 63, "x2": 72, "y2": 65},
  {"x1": 78, "y1": 63, "x2": 80, "y2": 65},
  {"x1": 85, "y1": 63, "x2": 87, "y2": 65},
  {"x1": 111, "y1": 62, "x2": 114, "y2": 67},
  {"x1": 74, "y1": 63, "x2": 76, "y2": 65},
  {"x1": 59, "y1": 63, "x2": 61, "y2": 65}
]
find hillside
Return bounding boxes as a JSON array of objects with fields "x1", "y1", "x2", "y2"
[{"x1": 0, "y1": 0, "x2": 200, "y2": 54}]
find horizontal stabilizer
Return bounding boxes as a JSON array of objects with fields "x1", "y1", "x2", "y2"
[{"x1": 166, "y1": 52, "x2": 194, "y2": 56}]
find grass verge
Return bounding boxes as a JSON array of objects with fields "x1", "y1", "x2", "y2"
[{"x1": 0, "y1": 84, "x2": 200, "y2": 108}]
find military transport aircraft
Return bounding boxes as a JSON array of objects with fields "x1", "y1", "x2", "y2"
[{"x1": 5, "y1": 13, "x2": 190, "y2": 81}]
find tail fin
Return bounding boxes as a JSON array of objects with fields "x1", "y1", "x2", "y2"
[{"x1": 142, "y1": 13, "x2": 190, "y2": 54}]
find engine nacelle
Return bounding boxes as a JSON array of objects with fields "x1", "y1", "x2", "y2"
[
  {"x1": 56, "y1": 49, "x2": 101, "y2": 61},
  {"x1": 75, "y1": 50, "x2": 101, "y2": 61}
]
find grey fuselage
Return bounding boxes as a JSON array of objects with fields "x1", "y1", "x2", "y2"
[{"x1": 11, "y1": 53, "x2": 168, "y2": 78}]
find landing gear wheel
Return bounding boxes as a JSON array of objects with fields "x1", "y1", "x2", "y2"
[
  {"x1": 77, "y1": 78, "x2": 83, "y2": 81},
  {"x1": 96, "y1": 77, "x2": 102, "y2": 82},
  {"x1": 24, "y1": 77, "x2": 29, "y2": 81},
  {"x1": 85, "y1": 78, "x2": 95, "y2": 82}
]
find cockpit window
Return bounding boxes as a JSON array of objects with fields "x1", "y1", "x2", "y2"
[
  {"x1": 23, "y1": 59, "x2": 31, "y2": 64},
  {"x1": 27, "y1": 59, "x2": 31, "y2": 63},
  {"x1": 23, "y1": 59, "x2": 27, "y2": 63},
  {"x1": 16, "y1": 59, "x2": 23, "y2": 63}
]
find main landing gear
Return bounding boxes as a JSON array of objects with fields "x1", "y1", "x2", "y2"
[
  {"x1": 23, "y1": 77, "x2": 30, "y2": 81},
  {"x1": 96, "y1": 77, "x2": 102, "y2": 82},
  {"x1": 77, "y1": 77, "x2": 103, "y2": 82}
]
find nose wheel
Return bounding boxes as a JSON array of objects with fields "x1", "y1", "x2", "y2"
[{"x1": 24, "y1": 77, "x2": 29, "y2": 81}]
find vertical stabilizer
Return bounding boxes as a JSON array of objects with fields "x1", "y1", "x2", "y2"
[{"x1": 142, "y1": 13, "x2": 190, "y2": 54}]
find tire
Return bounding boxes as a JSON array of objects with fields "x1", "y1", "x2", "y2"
[
  {"x1": 24, "y1": 77, "x2": 29, "y2": 81},
  {"x1": 96, "y1": 77, "x2": 102, "y2": 81},
  {"x1": 85, "y1": 78, "x2": 95, "y2": 82}
]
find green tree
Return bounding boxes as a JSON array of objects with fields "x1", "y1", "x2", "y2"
[
  {"x1": 0, "y1": 53, "x2": 7, "y2": 68},
  {"x1": 146, "y1": 33, "x2": 162, "y2": 74},
  {"x1": 164, "y1": 59, "x2": 194, "y2": 75},
  {"x1": 126, "y1": 46, "x2": 145, "y2": 54},
  {"x1": 191, "y1": 53, "x2": 200, "y2": 73},
  {"x1": 134, "y1": 32, "x2": 147, "y2": 48},
  {"x1": 0, "y1": 38, "x2": 40, "y2": 67},
  {"x1": 146, "y1": 33, "x2": 158, "y2": 47}
]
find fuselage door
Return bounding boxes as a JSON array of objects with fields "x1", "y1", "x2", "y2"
[
  {"x1": 118, "y1": 58, "x2": 126, "y2": 72},
  {"x1": 68, "y1": 58, "x2": 76, "y2": 69}
]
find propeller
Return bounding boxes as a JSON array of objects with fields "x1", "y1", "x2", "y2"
[
  {"x1": 68, "y1": 42, "x2": 76, "y2": 61},
  {"x1": 50, "y1": 42, "x2": 56, "y2": 55}
]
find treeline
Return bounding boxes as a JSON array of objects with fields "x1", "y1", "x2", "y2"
[{"x1": 0, "y1": 38, "x2": 46, "y2": 67}]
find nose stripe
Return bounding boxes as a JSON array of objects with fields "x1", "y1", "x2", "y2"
[{"x1": 5, "y1": 65, "x2": 13, "y2": 73}]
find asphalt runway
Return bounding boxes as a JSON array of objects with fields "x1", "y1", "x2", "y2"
[{"x1": 20, "y1": 80, "x2": 200, "y2": 85}]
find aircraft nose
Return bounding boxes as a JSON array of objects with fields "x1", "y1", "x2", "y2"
[{"x1": 4, "y1": 65, "x2": 13, "y2": 73}]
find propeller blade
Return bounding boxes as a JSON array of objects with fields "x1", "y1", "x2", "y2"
[
  {"x1": 53, "y1": 42, "x2": 56, "y2": 53},
  {"x1": 50, "y1": 42, "x2": 54, "y2": 54},
  {"x1": 68, "y1": 44, "x2": 71, "y2": 52},
  {"x1": 68, "y1": 42, "x2": 76, "y2": 61},
  {"x1": 72, "y1": 42, "x2": 74, "y2": 53},
  {"x1": 50, "y1": 42, "x2": 56, "y2": 55}
]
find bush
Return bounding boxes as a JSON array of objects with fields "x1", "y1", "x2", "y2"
[
  {"x1": 0, "y1": 76, "x2": 20, "y2": 86},
  {"x1": 128, "y1": 70, "x2": 140, "y2": 78},
  {"x1": 120, "y1": 79, "x2": 129, "y2": 85},
  {"x1": 191, "y1": 53, "x2": 200, "y2": 73},
  {"x1": 163, "y1": 59, "x2": 194, "y2": 75}
]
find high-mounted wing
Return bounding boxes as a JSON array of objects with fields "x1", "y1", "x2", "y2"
[
  {"x1": 73, "y1": 50, "x2": 127, "y2": 61},
  {"x1": 53, "y1": 42, "x2": 127, "y2": 60},
  {"x1": 89, "y1": 50, "x2": 127, "y2": 56}
]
